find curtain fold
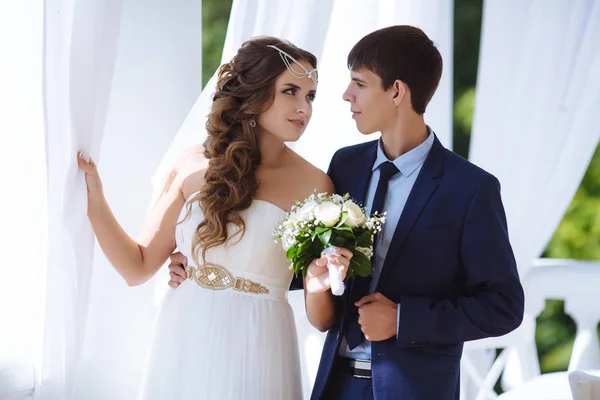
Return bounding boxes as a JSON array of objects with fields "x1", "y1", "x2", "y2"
[
  {"x1": 0, "y1": 2, "x2": 45, "y2": 398},
  {"x1": 39, "y1": 1, "x2": 125, "y2": 397}
]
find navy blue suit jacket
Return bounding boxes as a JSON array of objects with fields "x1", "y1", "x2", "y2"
[{"x1": 310, "y1": 136, "x2": 525, "y2": 400}]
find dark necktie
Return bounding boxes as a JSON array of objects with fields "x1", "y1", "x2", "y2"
[{"x1": 346, "y1": 161, "x2": 399, "y2": 349}]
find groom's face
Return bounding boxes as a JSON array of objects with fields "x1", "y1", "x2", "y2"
[{"x1": 342, "y1": 69, "x2": 396, "y2": 135}]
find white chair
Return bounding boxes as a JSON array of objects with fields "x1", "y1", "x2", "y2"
[
  {"x1": 462, "y1": 259, "x2": 600, "y2": 400},
  {"x1": 569, "y1": 370, "x2": 600, "y2": 400},
  {"x1": 497, "y1": 372, "x2": 572, "y2": 400}
]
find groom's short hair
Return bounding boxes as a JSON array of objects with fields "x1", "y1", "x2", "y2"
[{"x1": 348, "y1": 25, "x2": 443, "y2": 115}]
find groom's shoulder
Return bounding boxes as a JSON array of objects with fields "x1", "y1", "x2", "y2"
[{"x1": 441, "y1": 147, "x2": 499, "y2": 188}]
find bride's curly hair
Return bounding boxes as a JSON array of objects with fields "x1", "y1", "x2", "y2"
[{"x1": 185, "y1": 36, "x2": 317, "y2": 265}]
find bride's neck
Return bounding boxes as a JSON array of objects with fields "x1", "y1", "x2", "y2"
[{"x1": 256, "y1": 131, "x2": 288, "y2": 167}]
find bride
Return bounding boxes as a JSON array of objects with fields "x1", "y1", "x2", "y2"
[{"x1": 77, "y1": 36, "x2": 351, "y2": 399}]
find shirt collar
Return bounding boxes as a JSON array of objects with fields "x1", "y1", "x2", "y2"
[{"x1": 372, "y1": 126, "x2": 435, "y2": 177}]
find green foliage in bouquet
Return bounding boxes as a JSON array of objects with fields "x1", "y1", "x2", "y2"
[{"x1": 273, "y1": 192, "x2": 386, "y2": 279}]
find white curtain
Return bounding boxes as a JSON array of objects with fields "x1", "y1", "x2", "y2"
[
  {"x1": 40, "y1": 0, "x2": 125, "y2": 397},
  {"x1": 152, "y1": 1, "x2": 453, "y2": 396},
  {"x1": 465, "y1": 0, "x2": 600, "y2": 396},
  {"x1": 470, "y1": 0, "x2": 600, "y2": 279},
  {"x1": 39, "y1": 0, "x2": 202, "y2": 399},
  {"x1": 0, "y1": 2, "x2": 45, "y2": 399}
]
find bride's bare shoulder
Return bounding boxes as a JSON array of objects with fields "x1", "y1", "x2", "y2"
[
  {"x1": 161, "y1": 144, "x2": 208, "y2": 200},
  {"x1": 287, "y1": 151, "x2": 335, "y2": 197}
]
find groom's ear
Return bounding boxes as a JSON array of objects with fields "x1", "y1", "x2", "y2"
[{"x1": 391, "y1": 80, "x2": 408, "y2": 106}]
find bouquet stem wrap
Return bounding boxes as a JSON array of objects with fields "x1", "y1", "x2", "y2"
[{"x1": 323, "y1": 246, "x2": 345, "y2": 296}]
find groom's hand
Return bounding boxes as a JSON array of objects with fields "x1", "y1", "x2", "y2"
[
  {"x1": 355, "y1": 293, "x2": 398, "y2": 341},
  {"x1": 168, "y1": 252, "x2": 188, "y2": 288}
]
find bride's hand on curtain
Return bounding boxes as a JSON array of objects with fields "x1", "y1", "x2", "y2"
[{"x1": 77, "y1": 152, "x2": 104, "y2": 197}]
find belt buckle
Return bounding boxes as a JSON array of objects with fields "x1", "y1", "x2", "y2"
[{"x1": 349, "y1": 358, "x2": 371, "y2": 379}]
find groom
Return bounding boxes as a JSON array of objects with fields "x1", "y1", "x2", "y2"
[
  {"x1": 168, "y1": 25, "x2": 524, "y2": 400},
  {"x1": 301, "y1": 25, "x2": 524, "y2": 400}
]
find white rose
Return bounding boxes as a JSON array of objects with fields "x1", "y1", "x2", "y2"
[
  {"x1": 342, "y1": 200, "x2": 365, "y2": 227},
  {"x1": 293, "y1": 201, "x2": 316, "y2": 221},
  {"x1": 314, "y1": 201, "x2": 341, "y2": 227}
]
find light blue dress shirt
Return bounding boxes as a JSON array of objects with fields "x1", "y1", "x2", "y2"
[{"x1": 339, "y1": 129, "x2": 434, "y2": 360}]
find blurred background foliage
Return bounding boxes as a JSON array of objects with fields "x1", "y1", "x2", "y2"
[{"x1": 202, "y1": 0, "x2": 600, "y2": 375}]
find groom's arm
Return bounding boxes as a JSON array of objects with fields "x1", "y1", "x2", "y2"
[{"x1": 396, "y1": 176, "x2": 525, "y2": 346}]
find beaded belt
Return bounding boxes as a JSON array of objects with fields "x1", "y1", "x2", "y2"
[{"x1": 185, "y1": 263, "x2": 271, "y2": 295}]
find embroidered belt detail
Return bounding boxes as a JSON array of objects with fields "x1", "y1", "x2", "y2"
[{"x1": 185, "y1": 264, "x2": 270, "y2": 295}]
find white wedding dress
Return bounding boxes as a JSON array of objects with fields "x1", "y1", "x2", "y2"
[{"x1": 139, "y1": 192, "x2": 303, "y2": 399}]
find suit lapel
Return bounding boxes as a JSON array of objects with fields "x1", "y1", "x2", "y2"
[
  {"x1": 336, "y1": 141, "x2": 377, "y2": 323},
  {"x1": 349, "y1": 141, "x2": 378, "y2": 207},
  {"x1": 376, "y1": 136, "x2": 445, "y2": 288}
]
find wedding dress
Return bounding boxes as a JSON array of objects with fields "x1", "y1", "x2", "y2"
[{"x1": 139, "y1": 191, "x2": 302, "y2": 399}]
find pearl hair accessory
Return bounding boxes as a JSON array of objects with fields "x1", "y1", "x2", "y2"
[{"x1": 267, "y1": 44, "x2": 318, "y2": 85}]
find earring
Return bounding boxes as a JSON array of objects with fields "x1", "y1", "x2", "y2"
[{"x1": 250, "y1": 119, "x2": 256, "y2": 128}]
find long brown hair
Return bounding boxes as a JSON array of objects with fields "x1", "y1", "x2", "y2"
[{"x1": 185, "y1": 36, "x2": 317, "y2": 265}]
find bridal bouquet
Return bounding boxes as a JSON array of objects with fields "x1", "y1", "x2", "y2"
[{"x1": 273, "y1": 192, "x2": 386, "y2": 296}]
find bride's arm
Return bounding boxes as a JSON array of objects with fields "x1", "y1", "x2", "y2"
[
  {"x1": 300, "y1": 173, "x2": 350, "y2": 331},
  {"x1": 78, "y1": 147, "x2": 205, "y2": 286},
  {"x1": 304, "y1": 263, "x2": 337, "y2": 332}
]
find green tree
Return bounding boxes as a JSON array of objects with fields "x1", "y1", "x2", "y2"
[
  {"x1": 202, "y1": 0, "x2": 233, "y2": 87},
  {"x1": 544, "y1": 144, "x2": 600, "y2": 261},
  {"x1": 453, "y1": 0, "x2": 483, "y2": 159}
]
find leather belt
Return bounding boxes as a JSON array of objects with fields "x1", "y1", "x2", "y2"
[{"x1": 338, "y1": 357, "x2": 371, "y2": 379}]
